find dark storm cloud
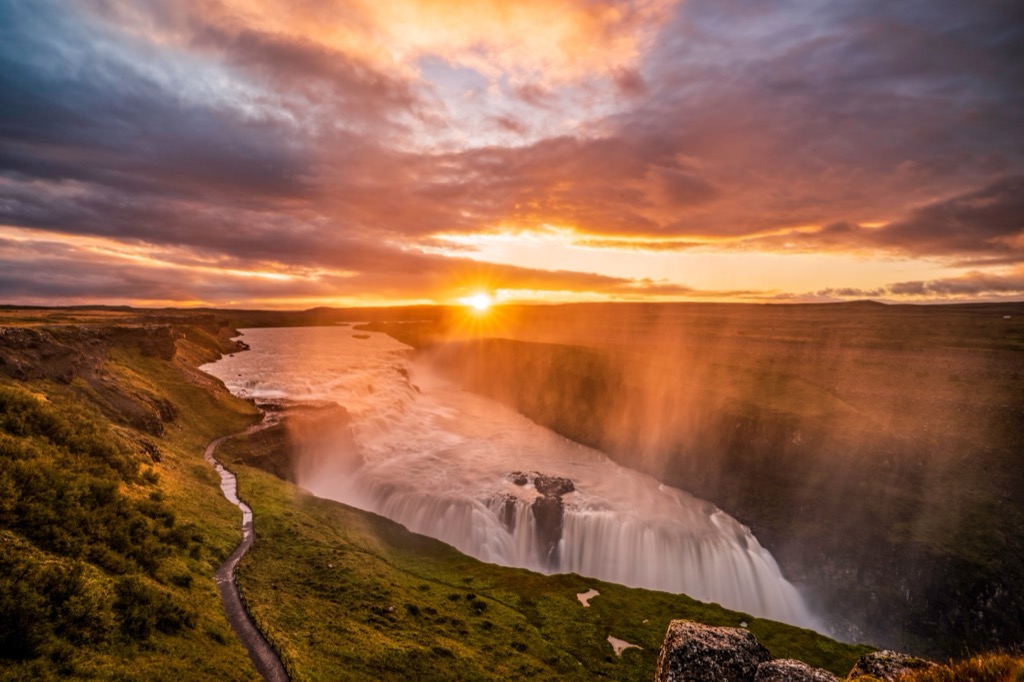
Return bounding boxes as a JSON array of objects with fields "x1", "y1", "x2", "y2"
[
  {"x1": 380, "y1": 0, "x2": 1024, "y2": 245},
  {"x1": 866, "y1": 176, "x2": 1024, "y2": 258},
  {"x1": 0, "y1": 0, "x2": 454, "y2": 287},
  {"x1": 740, "y1": 175, "x2": 1024, "y2": 261},
  {"x1": 1, "y1": 0, "x2": 1023, "y2": 305},
  {"x1": 0, "y1": 4, "x2": 314, "y2": 201},
  {"x1": 0, "y1": 0, "x2": 425, "y2": 207},
  {"x1": 592, "y1": 0, "x2": 1024, "y2": 238}
]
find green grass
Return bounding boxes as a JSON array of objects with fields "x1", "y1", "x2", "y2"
[
  {"x1": 0, "y1": 320, "x2": 261, "y2": 680},
  {"x1": 232, "y1": 465, "x2": 872, "y2": 681}
]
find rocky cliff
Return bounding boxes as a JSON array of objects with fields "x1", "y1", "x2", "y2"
[{"x1": 656, "y1": 620, "x2": 940, "y2": 682}]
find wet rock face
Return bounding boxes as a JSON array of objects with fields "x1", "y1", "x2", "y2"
[
  {"x1": 507, "y1": 471, "x2": 530, "y2": 486},
  {"x1": 755, "y1": 659, "x2": 838, "y2": 682},
  {"x1": 506, "y1": 471, "x2": 574, "y2": 496},
  {"x1": 530, "y1": 495, "x2": 564, "y2": 564},
  {"x1": 847, "y1": 650, "x2": 937, "y2": 681},
  {"x1": 655, "y1": 620, "x2": 770, "y2": 682},
  {"x1": 503, "y1": 471, "x2": 576, "y2": 567},
  {"x1": 492, "y1": 493, "x2": 518, "y2": 533},
  {"x1": 533, "y1": 474, "x2": 575, "y2": 497}
]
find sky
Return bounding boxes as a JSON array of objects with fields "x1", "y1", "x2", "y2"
[{"x1": 1, "y1": 0, "x2": 1022, "y2": 308}]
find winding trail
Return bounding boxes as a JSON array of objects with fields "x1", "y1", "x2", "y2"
[{"x1": 204, "y1": 424, "x2": 289, "y2": 682}]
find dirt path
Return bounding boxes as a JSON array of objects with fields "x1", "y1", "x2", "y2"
[{"x1": 205, "y1": 426, "x2": 289, "y2": 682}]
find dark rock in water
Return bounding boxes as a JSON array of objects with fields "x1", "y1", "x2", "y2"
[
  {"x1": 755, "y1": 659, "x2": 838, "y2": 682},
  {"x1": 504, "y1": 470, "x2": 574, "y2": 495},
  {"x1": 530, "y1": 495, "x2": 564, "y2": 566},
  {"x1": 492, "y1": 493, "x2": 518, "y2": 533},
  {"x1": 846, "y1": 650, "x2": 937, "y2": 681},
  {"x1": 534, "y1": 474, "x2": 575, "y2": 497},
  {"x1": 500, "y1": 470, "x2": 576, "y2": 566},
  {"x1": 655, "y1": 620, "x2": 770, "y2": 682}
]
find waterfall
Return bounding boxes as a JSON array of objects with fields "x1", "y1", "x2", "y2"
[{"x1": 203, "y1": 326, "x2": 822, "y2": 631}]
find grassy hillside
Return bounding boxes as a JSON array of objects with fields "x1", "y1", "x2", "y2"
[{"x1": 0, "y1": 313, "x2": 261, "y2": 680}]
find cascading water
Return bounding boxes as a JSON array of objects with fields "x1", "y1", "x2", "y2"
[{"x1": 203, "y1": 326, "x2": 821, "y2": 630}]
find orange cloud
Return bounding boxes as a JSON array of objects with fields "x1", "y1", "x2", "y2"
[{"x1": 213, "y1": 0, "x2": 675, "y2": 85}]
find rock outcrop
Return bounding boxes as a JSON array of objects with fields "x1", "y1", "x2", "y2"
[
  {"x1": 533, "y1": 474, "x2": 575, "y2": 497},
  {"x1": 756, "y1": 658, "x2": 839, "y2": 682},
  {"x1": 655, "y1": 620, "x2": 770, "y2": 682},
  {"x1": 491, "y1": 493, "x2": 518, "y2": 533},
  {"x1": 0, "y1": 325, "x2": 182, "y2": 435},
  {"x1": 846, "y1": 650, "x2": 938, "y2": 681},
  {"x1": 506, "y1": 471, "x2": 576, "y2": 567},
  {"x1": 655, "y1": 620, "x2": 941, "y2": 682}
]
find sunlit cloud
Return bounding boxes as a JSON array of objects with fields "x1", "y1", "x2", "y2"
[
  {"x1": 205, "y1": 0, "x2": 675, "y2": 85},
  {"x1": 1, "y1": 0, "x2": 1022, "y2": 306}
]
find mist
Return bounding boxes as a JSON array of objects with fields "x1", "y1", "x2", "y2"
[{"x1": 410, "y1": 301, "x2": 1024, "y2": 655}]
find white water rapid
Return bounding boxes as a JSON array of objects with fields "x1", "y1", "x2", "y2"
[{"x1": 203, "y1": 326, "x2": 820, "y2": 630}]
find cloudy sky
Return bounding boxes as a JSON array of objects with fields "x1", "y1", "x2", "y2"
[{"x1": 1, "y1": 0, "x2": 1022, "y2": 307}]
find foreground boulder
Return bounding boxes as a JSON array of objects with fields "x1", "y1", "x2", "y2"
[
  {"x1": 656, "y1": 620, "x2": 770, "y2": 682},
  {"x1": 756, "y1": 659, "x2": 839, "y2": 682},
  {"x1": 656, "y1": 620, "x2": 943, "y2": 682},
  {"x1": 847, "y1": 650, "x2": 937, "y2": 681}
]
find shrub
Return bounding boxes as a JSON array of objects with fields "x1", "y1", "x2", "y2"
[{"x1": 113, "y1": 577, "x2": 197, "y2": 641}]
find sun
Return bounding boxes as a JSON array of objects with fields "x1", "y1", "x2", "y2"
[{"x1": 460, "y1": 292, "x2": 493, "y2": 312}]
